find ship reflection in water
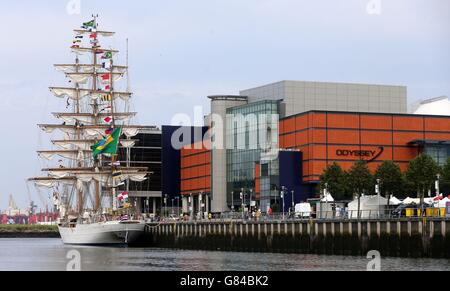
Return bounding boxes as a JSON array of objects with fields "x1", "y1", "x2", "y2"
[{"x1": 0, "y1": 239, "x2": 449, "y2": 271}]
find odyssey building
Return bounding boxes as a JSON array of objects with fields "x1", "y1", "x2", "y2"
[{"x1": 177, "y1": 81, "x2": 450, "y2": 215}]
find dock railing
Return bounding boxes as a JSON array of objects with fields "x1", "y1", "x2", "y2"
[{"x1": 162, "y1": 208, "x2": 450, "y2": 223}]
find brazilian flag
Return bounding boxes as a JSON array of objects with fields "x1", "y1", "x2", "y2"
[
  {"x1": 102, "y1": 51, "x2": 113, "y2": 59},
  {"x1": 91, "y1": 128, "x2": 121, "y2": 159},
  {"x1": 82, "y1": 20, "x2": 96, "y2": 29}
]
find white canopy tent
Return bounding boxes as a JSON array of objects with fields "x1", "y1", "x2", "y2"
[
  {"x1": 438, "y1": 197, "x2": 450, "y2": 208},
  {"x1": 348, "y1": 195, "x2": 388, "y2": 219},
  {"x1": 321, "y1": 193, "x2": 334, "y2": 202},
  {"x1": 389, "y1": 196, "x2": 402, "y2": 206}
]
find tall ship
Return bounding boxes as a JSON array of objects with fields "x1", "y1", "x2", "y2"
[{"x1": 28, "y1": 17, "x2": 148, "y2": 245}]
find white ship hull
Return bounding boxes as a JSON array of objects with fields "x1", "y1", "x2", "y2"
[{"x1": 58, "y1": 221, "x2": 146, "y2": 245}]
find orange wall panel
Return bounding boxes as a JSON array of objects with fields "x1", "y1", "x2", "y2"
[
  {"x1": 425, "y1": 132, "x2": 450, "y2": 141},
  {"x1": 311, "y1": 113, "x2": 327, "y2": 128},
  {"x1": 279, "y1": 135, "x2": 286, "y2": 149},
  {"x1": 295, "y1": 115, "x2": 308, "y2": 131},
  {"x1": 283, "y1": 118, "x2": 296, "y2": 134},
  {"x1": 394, "y1": 147, "x2": 420, "y2": 161},
  {"x1": 295, "y1": 131, "x2": 309, "y2": 145},
  {"x1": 327, "y1": 130, "x2": 359, "y2": 144},
  {"x1": 284, "y1": 133, "x2": 296, "y2": 148},
  {"x1": 393, "y1": 132, "x2": 424, "y2": 146},
  {"x1": 302, "y1": 161, "x2": 311, "y2": 179},
  {"x1": 312, "y1": 129, "x2": 326, "y2": 144},
  {"x1": 361, "y1": 115, "x2": 392, "y2": 130},
  {"x1": 368, "y1": 162, "x2": 383, "y2": 173},
  {"x1": 424, "y1": 117, "x2": 450, "y2": 132},
  {"x1": 312, "y1": 161, "x2": 328, "y2": 176},
  {"x1": 300, "y1": 146, "x2": 311, "y2": 161},
  {"x1": 393, "y1": 116, "x2": 424, "y2": 131},
  {"x1": 327, "y1": 113, "x2": 359, "y2": 129},
  {"x1": 361, "y1": 131, "x2": 392, "y2": 145},
  {"x1": 312, "y1": 145, "x2": 327, "y2": 160}
]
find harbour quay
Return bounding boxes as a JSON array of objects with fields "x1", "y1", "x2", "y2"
[{"x1": 145, "y1": 218, "x2": 450, "y2": 258}]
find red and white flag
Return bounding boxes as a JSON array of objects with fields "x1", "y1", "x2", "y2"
[
  {"x1": 104, "y1": 116, "x2": 113, "y2": 124},
  {"x1": 101, "y1": 73, "x2": 110, "y2": 81}
]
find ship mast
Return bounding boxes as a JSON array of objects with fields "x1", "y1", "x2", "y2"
[
  {"x1": 75, "y1": 55, "x2": 84, "y2": 216},
  {"x1": 91, "y1": 15, "x2": 102, "y2": 213}
]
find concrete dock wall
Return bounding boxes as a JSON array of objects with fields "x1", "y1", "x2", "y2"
[{"x1": 146, "y1": 219, "x2": 450, "y2": 258}]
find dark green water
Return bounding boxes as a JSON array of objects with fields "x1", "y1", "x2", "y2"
[{"x1": 0, "y1": 238, "x2": 449, "y2": 271}]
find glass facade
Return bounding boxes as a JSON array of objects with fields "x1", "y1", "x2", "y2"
[
  {"x1": 226, "y1": 100, "x2": 280, "y2": 209},
  {"x1": 118, "y1": 132, "x2": 162, "y2": 192},
  {"x1": 424, "y1": 145, "x2": 450, "y2": 167}
]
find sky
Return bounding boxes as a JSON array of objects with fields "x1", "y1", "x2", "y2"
[{"x1": 0, "y1": 0, "x2": 449, "y2": 209}]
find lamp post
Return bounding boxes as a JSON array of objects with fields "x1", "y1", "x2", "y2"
[
  {"x1": 199, "y1": 192, "x2": 204, "y2": 220},
  {"x1": 171, "y1": 198, "x2": 174, "y2": 215},
  {"x1": 281, "y1": 186, "x2": 286, "y2": 221},
  {"x1": 175, "y1": 196, "x2": 180, "y2": 217},
  {"x1": 231, "y1": 191, "x2": 235, "y2": 214},
  {"x1": 291, "y1": 190, "x2": 295, "y2": 214},
  {"x1": 436, "y1": 174, "x2": 441, "y2": 197},
  {"x1": 189, "y1": 193, "x2": 193, "y2": 221},
  {"x1": 376, "y1": 179, "x2": 381, "y2": 218},
  {"x1": 250, "y1": 189, "x2": 253, "y2": 215},
  {"x1": 163, "y1": 194, "x2": 168, "y2": 218},
  {"x1": 241, "y1": 188, "x2": 245, "y2": 220},
  {"x1": 205, "y1": 193, "x2": 210, "y2": 218}
]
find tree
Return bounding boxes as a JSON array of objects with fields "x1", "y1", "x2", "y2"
[
  {"x1": 348, "y1": 161, "x2": 374, "y2": 218},
  {"x1": 405, "y1": 154, "x2": 440, "y2": 206},
  {"x1": 374, "y1": 161, "x2": 405, "y2": 204},
  {"x1": 440, "y1": 157, "x2": 450, "y2": 195},
  {"x1": 319, "y1": 163, "x2": 351, "y2": 200}
]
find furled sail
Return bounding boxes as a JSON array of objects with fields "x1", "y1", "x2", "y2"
[
  {"x1": 120, "y1": 140, "x2": 136, "y2": 148},
  {"x1": 50, "y1": 87, "x2": 91, "y2": 100},
  {"x1": 29, "y1": 177, "x2": 76, "y2": 189},
  {"x1": 53, "y1": 112, "x2": 137, "y2": 125},
  {"x1": 55, "y1": 64, "x2": 127, "y2": 74},
  {"x1": 39, "y1": 125, "x2": 143, "y2": 138},
  {"x1": 54, "y1": 64, "x2": 102, "y2": 73},
  {"x1": 50, "y1": 87, "x2": 132, "y2": 101},
  {"x1": 70, "y1": 47, "x2": 118, "y2": 56},
  {"x1": 53, "y1": 139, "x2": 137, "y2": 150},
  {"x1": 65, "y1": 72, "x2": 124, "y2": 85},
  {"x1": 37, "y1": 150, "x2": 91, "y2": 161},
  {"x1": 73, "y1": 29, "x2": 115, "y2": 37},
  {"x1": 126, "y1": 173, "x2": 148, "y2": 182},
  {"x1": 52, "y1": 140, "x2": 95, "y2": 150}
]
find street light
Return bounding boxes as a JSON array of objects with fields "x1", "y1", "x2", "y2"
[
  {"x1": 163, "y1": 194, "x2": 168, "y2": 218},
  {"x1": 291, "y1": 190, "x2": 295, "y2": 214},
  {"x1": 171, "y1": 198, "x2": 174, "y2": 215},
  {"x1": 199, "y1": 192, "x2": 204, "y2": 220},
  {"x1": 175, "y1": 196, "x2": 180, "y2": 217},
  {"x1": 205, "y1": 193, "x2": 210, "y2": 218},
  {"x1": 281, "y1": 186, "x2": 286, "y2": 221},
  {"x1": 249, "y1": 189, "x2": 253, "y2": 215},
  {"x1": 436, "y1": 174, "x2": 441, "y2": 197},
  {"x1": 241, "y1": 188, "x2": 245, "y2": 220},
  {"x1": 376, "y1": 179, "x2": 381, "y2": 218},
  {"x1": 189, "y1": 193, "x2": 193, "y2": 221},
  {"x1": 231, "y1": 191, "x2": 235, "y2": 213}
]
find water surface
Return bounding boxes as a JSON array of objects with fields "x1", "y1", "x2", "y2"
[{"x1": 0, "y1": 239, "x2": 448, "y2": 271}]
